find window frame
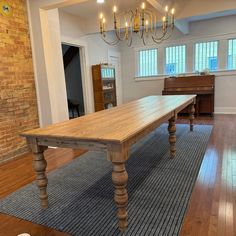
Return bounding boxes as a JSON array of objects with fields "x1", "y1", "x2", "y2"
[
  {"x1": 227, "y1": 38, "x2": 236, "y2": 70},
  {"x1": 136, "y1": 47, "x2": 158, "y2": 78},
  {"x1": 164, "y1": 44, "x2": 187, "y2": 76},
  {"x1": 194, "y1": 40, "x2": 219, "y2": 72}
]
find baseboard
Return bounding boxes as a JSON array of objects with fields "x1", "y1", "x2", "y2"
[{"x1": 215, "y1": 107, "x2": 236, "y2": 114}]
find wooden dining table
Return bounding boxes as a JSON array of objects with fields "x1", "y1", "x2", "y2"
[{"x1": 21, "y1": 95, "x2": 196, "y2": 232}]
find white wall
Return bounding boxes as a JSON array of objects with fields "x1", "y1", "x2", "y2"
[
  {"x1": 120, "y1": 14, "x2": 236, "y2": 114},
  {"x1": 59, "y1": 10, "x2": 121, "y2": 112},
  {"x1": 27, "y1": 0, "x2": 71, "y2": 127},
  {"x1": 27, "y1": 0, "x2": 236, "y2": 121},
  {"x1": 27, "y1": 0, "x2": 122, "y2": 126}
]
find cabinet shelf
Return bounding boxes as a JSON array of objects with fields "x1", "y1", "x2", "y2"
[
  {"x1": 92, "y1": 64, "x2": 117, "y2": 112},
  {"x1": 103, "y1": 88, "x2": 114, "y2": 93}
]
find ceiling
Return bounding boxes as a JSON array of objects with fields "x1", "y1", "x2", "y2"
[
  {"x1": 60, "y1": 0, "x2": 236, "y2": 35},
  {"x1": 61, "y1": 0, "x2": 159, "y2": 20}
]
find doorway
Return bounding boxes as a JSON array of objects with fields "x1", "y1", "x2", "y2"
[{"x1": 61, "y1": 44, "x2": 85, "y2": 118}]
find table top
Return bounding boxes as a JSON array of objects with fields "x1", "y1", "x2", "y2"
[{"x1": 21, "y1": 95, "x2": 196, "y2": 144}]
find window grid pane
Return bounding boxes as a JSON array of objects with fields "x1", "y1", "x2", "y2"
[
  {"x1": 195, "y1": 41, "x2": 218, "y2": 71},
  {"x1": 138, "y1": 49, "x2": 158, "y2": 77},
  {"x1": 165, "y1": 45, "x2": 186, "y2": 75},
  {"x1": 228, "y1": 39, "x2": 236, "y2": 70}
]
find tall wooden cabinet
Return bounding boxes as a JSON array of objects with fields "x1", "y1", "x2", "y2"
[{"x1": 92, "y1": 64, "x2": 117, "y2": 112}]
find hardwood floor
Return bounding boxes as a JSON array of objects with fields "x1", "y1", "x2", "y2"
[
  {"x1": 0, "y1": 148, "x2": 85, "y2": 236},
  {"x1": 0, "y1": 115, "x2": 235, "y2": 236},
  {"x1": 180, "y1": 115, "x2": 236, "y2": 236}
]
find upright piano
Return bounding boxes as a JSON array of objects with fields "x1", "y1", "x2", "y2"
[{"x1": 162, "y1": 75, "x2": 215, "y2": 116}]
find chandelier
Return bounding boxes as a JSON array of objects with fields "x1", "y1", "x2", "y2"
[{"x1": 99, "y1": 2, "x2": 175, "y2": 46}]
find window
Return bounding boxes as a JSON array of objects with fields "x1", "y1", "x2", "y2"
[
  {"x1": 195, "y1": 41, "x2": 218, "y2": 72},
  {"x1": 165, "y1": 45, "x2": 186, "y2": 75},
  {"x1": 228, "y1": 39, "x2": 236, "y2": 70},
  {"x1": 137, "y1": 48, "x2": 158, "y2": 77}
]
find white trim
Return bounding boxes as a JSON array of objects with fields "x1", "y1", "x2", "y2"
[
  {"x1": 135, "y1": 76, "x2": 165, "y2": 82},
  {"x1": 26, "y1": 0, "x2": 43, "y2": 127},
  {"x1": 108, "y1": 50, "x2": 123, "y2": 105},
  {"x1": 39, "y1": 8, "x2": 69, "y2": 124},
  {"x1": 215, "y1": 107, "x2": 236, "y2": 114},
  {"x1": 41, "y1": 0, "x2": 89, "y2": 10},
  {"x1": 134, "y1": 69, "x2": 236, "y2": 81},
  {"x1": 164, "y1": 44, "x2": 187, "y2": 75},
  {"x1": 61, "y1": 36, "x2": 94, "y2": 114},
  {"x1": 135, "y1": 48, "x2": 159, "y2": 78},
  {"x1": 214, "y1": 69, "x2": 236, "y2": 77},
  {"x1": 132, "y1": 31, "x2": 236, "y2": 50}
]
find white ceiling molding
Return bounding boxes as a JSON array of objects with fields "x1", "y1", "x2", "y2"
[
  {"x1": 147, "y1": 0, "x2": 165, "y2": 14},
  {"x1": 42, "y1": 0, "x2": 89, "y2": 10},
  {"x1": 147, "y1": 0, "x2": 189, "y2": 35},
  {"x1": 175, "y1": 19, "x2": 189, "y2": 35}
]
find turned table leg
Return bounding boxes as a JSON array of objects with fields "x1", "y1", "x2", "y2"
[
  {"x1": 32, "y1": 146, "x2": 48, "y2": 208},
  {"x1": 112, "y1": 162, "x2": 128, "y2": 231},
  {"x1": 189, "y1": 103, "x2": 195, "y2": 131},
  {"x1": 168, "y1": 116, "x2": 176, "y2": 158},
  {"x1": 108, "y1": 144, "x2": 129, "y2": 232}
]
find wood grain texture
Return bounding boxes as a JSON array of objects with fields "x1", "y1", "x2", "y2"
[
  {"x1": 180, "y1": 114, "x2": 236, "y2": 236},
  {"x1": 20, "y1": 95, "x2": 196, "y2": 232},
  {"x1": 21, "y1": 95, "x2": 196, "y2": 144},
  {"x1": 1, "y1": 115, "x2": 236, "y2": 236},
  {"x1": 0, "y1": 148, "x2": 84, "y2": 236},
  {"x1": 162, "y1": 75, "x2": 215, "y2": 115}
]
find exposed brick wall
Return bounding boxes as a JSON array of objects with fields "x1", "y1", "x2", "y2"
[{"x1": 0, "y1": 0, "x2": 39, "y2": 162}]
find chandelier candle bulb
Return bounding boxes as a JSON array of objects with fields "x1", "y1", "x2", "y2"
[
  {"x1": 141, "y1": 2, "x2": 145, "y2": 9},
  {"x1": 113, "y1": 6, "x2": 117, "y2": 29},
  {"x1": 165, "y1": 5, "x2": 169, "y2": 19},
  {"x1": 145, "y1": 20, "x2": 149, "y2": 33},
  {"x1": 99, "y1": 13, "x2": 103, "y2": 33},
  {"x1": 141, "y1": 3, "x2": 145, "y2": 26},
  {"x1": 125, "y1": 22, "x2": 129, "y2": 39},
  {"x1": 162, "y1": 16, "x2": 166, "y2": 30},
  {"x1": 171, "y1": 8, "x2": 175, "y2": 24},
  {"x1": 102, "y1": 18, "x2": 106, "y2": 32}
]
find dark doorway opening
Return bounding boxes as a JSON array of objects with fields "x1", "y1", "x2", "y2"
[{"x1": 62, "y1": 44, "x2": 85, "y2": 119}]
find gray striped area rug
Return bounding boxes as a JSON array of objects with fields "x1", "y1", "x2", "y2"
[{"x1": 0, "y1": 124, "x2": 212, "y2": 236}]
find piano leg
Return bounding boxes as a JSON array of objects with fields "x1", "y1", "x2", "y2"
[{"x1": 196, "y1": 97, "x2": 200, "y2": 117}]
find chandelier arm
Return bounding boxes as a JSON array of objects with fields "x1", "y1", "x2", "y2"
[
  {"x1": 152, "y1": 25, "x2": 174, "y2": 42},
  {"x1": 143, "y1": 37, "x2": 146, "y2": 46},
  {"x1": 115, "y1": 29, "x2": 127, "y2": 41},
  {"x1": 152, "y1": 29, "x2": 173, "y2": 43},
  {"x1": 101, "y1": 34, "x2": 120, "y2": 46},
  {"x1": 127, "y1": 35, "x2": 133, "y2": 47},
  {"x1": 152, "y1": 29, "x2": 168, "y2": 41},
  {"x1": 127, "y1": 26, "x2": 134, "y2": 47}
]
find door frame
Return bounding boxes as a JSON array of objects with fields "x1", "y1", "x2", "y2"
[
  {"x1": 108, "y1": 50, "x2": 123, "y2": 105},
  {"x1": 61, "y1": 36, "x2": 94, "y2": 115}
]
